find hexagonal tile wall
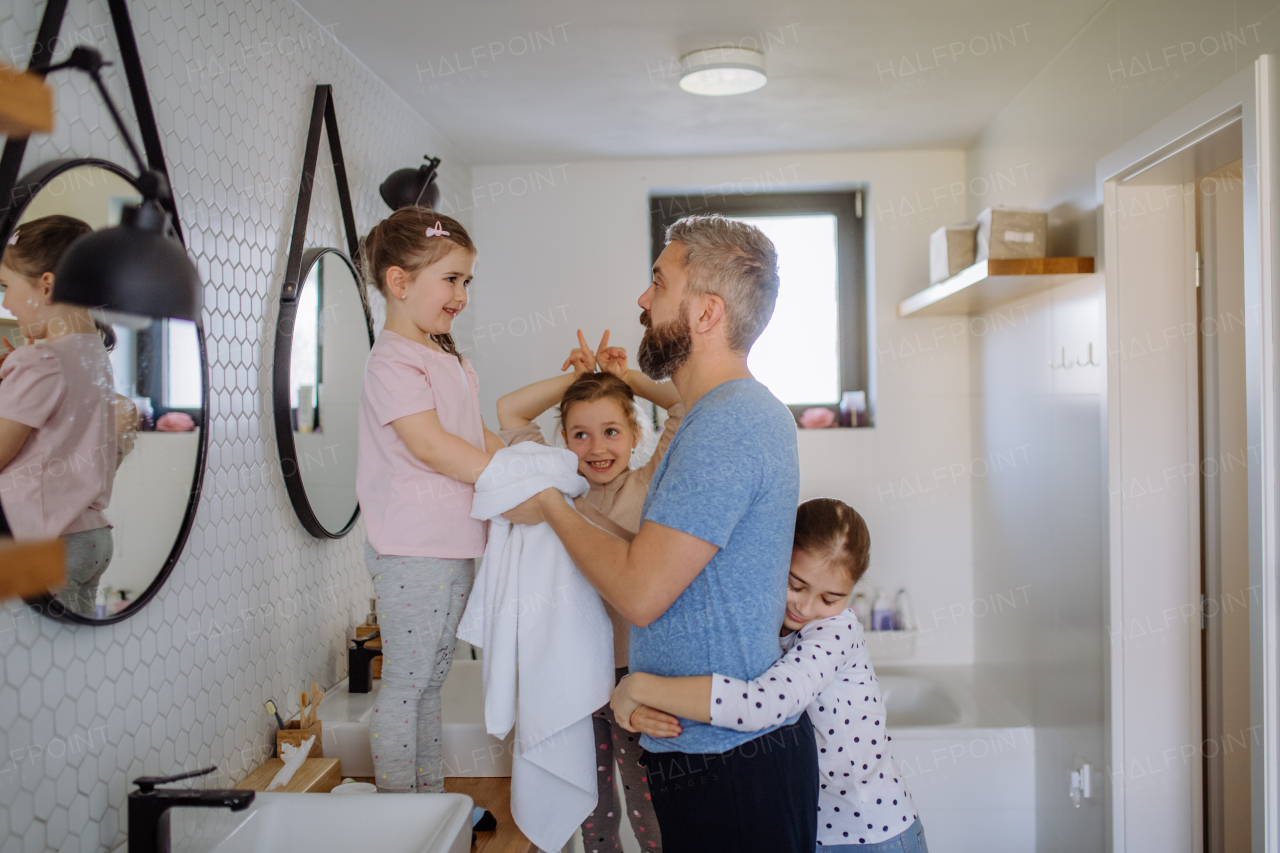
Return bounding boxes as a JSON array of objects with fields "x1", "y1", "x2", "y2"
[{"x1": 0, "y1": 0, "x2": 470, "y2": 850}]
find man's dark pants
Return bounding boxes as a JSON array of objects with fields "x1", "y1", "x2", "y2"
[{"x1": 642, "y1": 712, "x2": 819, "y2": 853}]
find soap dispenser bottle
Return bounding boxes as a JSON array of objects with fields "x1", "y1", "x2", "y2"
[
  {"x1": 349, "y1": 630, "x2": 383, "y2": 693},
  {"x1": 872, "y1": 590, "x2": 897, "y2": 631},
  {"x1": 853, "y1": 592, "x2": 872, "y2": 631},
  {"x1": 895, "y1": 588, "x2": 916, "y2": 632}
]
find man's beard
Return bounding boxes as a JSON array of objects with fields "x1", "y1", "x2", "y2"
[{"x1": 637, "y1": 308, "x2": 693, "y2": 380}]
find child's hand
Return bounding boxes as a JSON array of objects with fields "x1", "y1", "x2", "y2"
[
  {"x1": 561, "y1": 329, "x2": 597, "y2": 376},
  {"x1": 629, "y1": 706, "x2": 682, "y2": 739},
  {"x1": 0, "y1": 337, "x2": 16, "y2": 374},
  {"x1": 610, "y1": 675, "x2": 642, "y2": 729},
  {"x1": 595, "y1": 331, "x2": 629, "y2": 378}
]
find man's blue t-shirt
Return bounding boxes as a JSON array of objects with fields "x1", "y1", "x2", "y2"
[{"x1": 630, "y1": 378, "x2": 801, "y2": 754}]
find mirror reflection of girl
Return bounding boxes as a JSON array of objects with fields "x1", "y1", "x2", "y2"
[
  {"x1": 610, "y1": 499, "x2": 927, "y2": 853},
  {"x1": 0, "y1": 216, "x2": 119, "y2": 617},
  {"x1": 357, "y1": 208, "x2": 505, "y2": 794},
  {"x1": 496, "y1": 331, "x2": 683, "y2": 853}
]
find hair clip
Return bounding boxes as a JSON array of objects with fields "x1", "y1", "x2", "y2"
[
  {"x1": 6, "y1": 231, "x2": 18, "y2": 246},
  {"x1": 425, "y1": 221, "x2": 451, "y2": 238}
]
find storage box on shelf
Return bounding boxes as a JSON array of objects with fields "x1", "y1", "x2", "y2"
[
  {"x1": 975, "y1": 206, "x2": 1048, "y2": 261},
  {"x1": 929, "y1": 223, "x2": 977, "y2": 284}
]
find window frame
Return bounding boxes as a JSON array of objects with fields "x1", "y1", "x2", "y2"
[{"x1": 649, "y1": 190, "x2": 870, "y2": 425}]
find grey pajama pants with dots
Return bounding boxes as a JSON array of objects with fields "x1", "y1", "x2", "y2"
[
  {"x1": 583, "y1": 669, "x2": 663, "y2": 852},
  {"x1": 365, "y1": 543, "x2": 475, "y2": 794}
]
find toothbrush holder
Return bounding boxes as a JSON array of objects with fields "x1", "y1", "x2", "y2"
[{"x1": 276, "y1": 720, "x2": 323, "y2": 760}]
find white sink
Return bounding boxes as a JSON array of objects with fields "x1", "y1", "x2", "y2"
[
  {"x1": 317, "y1": 661, "x2": 513, "y2": 778},
  {"x1": 168, "y1": 792, "x2": 472, "y2": 853}
]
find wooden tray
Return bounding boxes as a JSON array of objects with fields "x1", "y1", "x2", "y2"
[{"x1": 239, "y1": 757, "x2": 340, "y2": 793}]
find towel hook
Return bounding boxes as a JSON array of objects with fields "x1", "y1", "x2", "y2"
[
  {"x1": 1075, "y1": 343, "x2": 1100, "y2": 367},
  {"x1": 1050, "y1": 347, "x2": 1072, "y2": 369}
]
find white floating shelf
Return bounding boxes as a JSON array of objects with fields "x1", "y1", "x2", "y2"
[
  {"x1": 898, "y1": 257, "x2": 1096, "y2": 317},
  {"x1": 865, "y1": 629, "x2": 917, "y2": 661}
]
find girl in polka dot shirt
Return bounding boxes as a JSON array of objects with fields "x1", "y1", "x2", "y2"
[{"x1": 610, "y1": 498, "x2": 927, "y2": 852}]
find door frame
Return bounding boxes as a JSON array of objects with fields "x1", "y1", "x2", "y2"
[{"x1": 1097, "y1": 56, "x2": 1279, "y2": 853}]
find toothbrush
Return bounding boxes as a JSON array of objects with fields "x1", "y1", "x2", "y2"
[
  {"x1": 264, "y1": 700, "x2": 285, "y2": 730},
  {"x1": 310, "y1": 684, "x2": 324, "y2": 727}
]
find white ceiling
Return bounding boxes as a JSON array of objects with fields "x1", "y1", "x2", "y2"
[{"x1": 293, "y1": 0, "x2": 1108, "y2": 165}]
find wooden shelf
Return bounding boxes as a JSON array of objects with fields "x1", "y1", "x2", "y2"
[
  {"x1": 238, "y1": 757, "x2": 341, "y2": 793},
  {"x1": 0, "y1": 537, "x2": 64, "y2": 601},
  {"x1": 0, "y1": 62, "x2": 53, "y2": 137},
  {"x1": 898, "y1": 257, "x2": 1095, "y2": 317}
]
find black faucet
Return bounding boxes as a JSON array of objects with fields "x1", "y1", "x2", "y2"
[
  {"x1": 349, "y1": 629, "x2": 382, "y2": 693},
  {"x1": 128, "y1": 766, "x2": 254, "y2": 853}
]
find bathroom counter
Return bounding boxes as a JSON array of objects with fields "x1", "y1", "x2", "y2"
[
  {"x1": 314, "y1": 676, "x2": 378, "y2": 723},
  {"x1": 317, "y1": 663, "x2": 514, "y2": 778}
]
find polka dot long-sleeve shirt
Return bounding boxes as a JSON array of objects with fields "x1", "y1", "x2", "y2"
[{"x1": 708, "y1": 608, "x2": 917, "y2": 846}]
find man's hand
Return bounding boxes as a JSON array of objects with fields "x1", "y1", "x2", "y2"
[
  {"x1": 501, "y1": 487, "x2": 557, "y2": 525},
  {"x1": 629, "y1": 706, "x2": 682, "y2": 739}
]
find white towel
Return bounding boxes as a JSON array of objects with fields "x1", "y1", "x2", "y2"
[{"x1": 457, "y1": 442, "x2": 614, "y2": 853}]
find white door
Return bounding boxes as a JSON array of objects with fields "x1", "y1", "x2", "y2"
[
  {"x1": 1105, "y1": 172, "x2": 1202, "y2": 853},
  {"x1": 1100, "y1": 54, "x2": 1280, "y2": 853}
]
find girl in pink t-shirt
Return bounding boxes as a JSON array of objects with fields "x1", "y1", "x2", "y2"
[
  {"x1": 0, "y1": 215, "x2": 117, "y2": 617},
  {"x1": 356, "y1": 208, "x2": 504, "y2": 793}
]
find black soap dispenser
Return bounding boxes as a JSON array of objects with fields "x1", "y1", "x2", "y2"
[{"x1": 349, "y1": 630, "x2": 382, "y2": 694}]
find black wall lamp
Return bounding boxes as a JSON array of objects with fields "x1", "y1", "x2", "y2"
[
  {"x1": 379, "y1": 155, "x2": 442, "y2": 210},
  {"x1": 40, "y1": 46, "x2": 201, "y2": 323}
]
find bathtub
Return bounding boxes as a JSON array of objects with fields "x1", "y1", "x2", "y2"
[
  {"x1": 319, "y1": 662, "x2": 1036, "y2": 851},
  {"x1": 879, "y1": 666, "x2": 1037, "y2": 853}
]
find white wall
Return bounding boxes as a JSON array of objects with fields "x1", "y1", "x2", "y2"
[
  {"x1": 957, "y1": 1, "x2": 1280, "y2": 849},
  {"x1": 0, "y1": 0, "x2": 469, "y2": 849},
  {"x1": 467, "y1": 150, "x2": 977, "y2": 665},
  {"x1": 967, "y1": 275, "x2": 1106, "y2": 851}
]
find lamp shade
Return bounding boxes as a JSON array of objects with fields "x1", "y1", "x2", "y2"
[
  {"x1": 379, "y1": 157, "x2": 441, "y2": 210},
  {"x1": 52, "y1": 200, "x2": 201, "y2": 322},
  {"x1": 679, "y1": 47, "x2": 767, "y2": 96}
]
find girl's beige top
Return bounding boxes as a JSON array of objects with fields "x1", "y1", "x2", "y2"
[{"x1": 498, "y1": 403, "x2": 685, "y2": 668}]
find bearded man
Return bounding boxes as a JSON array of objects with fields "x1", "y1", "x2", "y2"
[{"x1": 504, "y1": 215, "x2": 814, "y2": 853}]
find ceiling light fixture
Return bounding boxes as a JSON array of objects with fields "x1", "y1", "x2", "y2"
[{"x1": 679, "y1": 46, "x2": 767, "y2": 96}]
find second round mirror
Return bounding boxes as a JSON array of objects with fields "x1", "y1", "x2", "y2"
[{"x1": 274, "y1": 248, "x2": 371, "y2": 537}]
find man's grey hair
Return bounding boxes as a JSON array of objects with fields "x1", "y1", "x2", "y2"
[{"x1": 665, "y1": 215, "x2": 780, "y2": 353}]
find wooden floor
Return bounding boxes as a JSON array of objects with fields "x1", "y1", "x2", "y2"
[
  {"x1": 347, "y1": 776, "x2": 534, "y2": 853},
  {"x1": 445, "y1": 777, "x2": 536, "y2": 853}
]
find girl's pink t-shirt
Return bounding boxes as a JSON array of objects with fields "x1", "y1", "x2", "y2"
[
  {"x1": 0, "y1": 334, "x2": 116, "y2": 539},
  {"x1": 357, "y1": 329, "x2": 487, "y2": 558}
]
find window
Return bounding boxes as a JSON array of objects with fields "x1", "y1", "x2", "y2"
[
  {"x1": 649, "y1": 191, "x2": 869, "y2": 424},
  {"x1": 131, "y1": 318, "x2": 203, "y2": 422},
  {"x1": 290, "y1": 260, "x2": 322, "y2": 408}
]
